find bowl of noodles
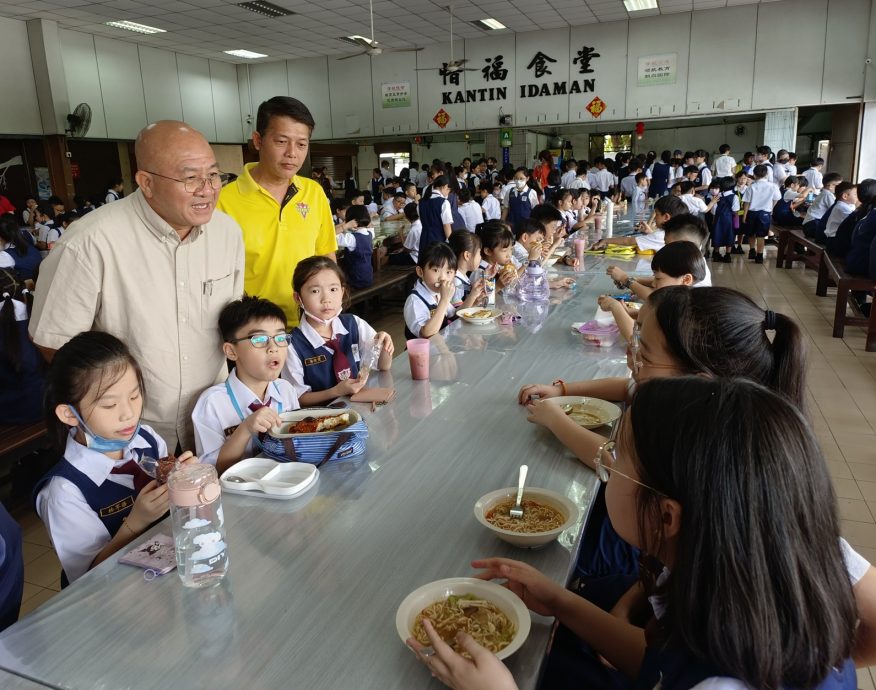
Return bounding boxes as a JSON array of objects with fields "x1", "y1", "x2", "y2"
[
  {"x1": 396, "y1": 577, "x2": 531, "y2": 660},
  {"x1": 474, "y1": 487, "x2": 580, "y2": 548}
]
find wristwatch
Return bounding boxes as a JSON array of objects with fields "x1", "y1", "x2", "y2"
[{"x1": 621, "y1": 278, "x2": 633, "y2": 289}]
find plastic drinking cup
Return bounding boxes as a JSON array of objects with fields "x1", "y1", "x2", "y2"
[
  {"x1": 406, "y1": 338, "x2": 431, "y2": 380},
  {"x1": 574, "y1": 238, "x2": 587, "y2": 263}
]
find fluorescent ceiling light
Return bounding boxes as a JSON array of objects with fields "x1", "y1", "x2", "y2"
[
  {"x1": 223, "y1": 49, "x2": 268, "y2": 58},
  {"x1": 346, "y1": 35, "x2": 372, "y2": 43},
  {"x1": 474, "y1": 18, "x2": 507, "y2": 30},
  {"x1": 624, "y1": 0, "x2": 658, "y2": 11},
  {"x1": 104, "y1": 20, "x2": 166, "y2": 34},
  {"x1": 237, "y1": 1, "x2": 295, "y2": 18}
]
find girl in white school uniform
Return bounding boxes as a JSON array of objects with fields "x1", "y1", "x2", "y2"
[
  {"x1": 284, "y1": 256, "x2": 394, "y2": 406},
  {"x1": 34, "y1": 332, "x2": 199, "y2": 586}
]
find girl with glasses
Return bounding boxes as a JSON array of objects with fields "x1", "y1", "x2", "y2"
[{"x1": 410, "y1": 378, "x2": 858, "y2": 690}]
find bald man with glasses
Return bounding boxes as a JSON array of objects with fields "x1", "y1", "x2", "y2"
[{"x1": 30, "y1": 120, "x2": 245, "y2": 450}]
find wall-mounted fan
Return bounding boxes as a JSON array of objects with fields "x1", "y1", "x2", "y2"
[
  {"x1": 416, "y1": 4, "x2": 476, "y2": 74},
  {"x1": 66, "y1": 103, "x2": 92, "y2": 137},
  {"x1": 337, "y1": 0, "x2": 422, "y2": 60}
]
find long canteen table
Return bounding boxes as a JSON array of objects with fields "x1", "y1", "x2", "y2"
[{"x1": 0, "y1": 258, "x2": 634, "y2": 690}]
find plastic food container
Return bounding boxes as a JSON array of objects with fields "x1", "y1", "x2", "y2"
[{"x1": 577, "y1": 320, "x2": 621, "y2": 347}]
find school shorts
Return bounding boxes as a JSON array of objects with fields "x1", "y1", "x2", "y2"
[{"x1": 747, "y1": 210, "x2": 771, "y2": 238}]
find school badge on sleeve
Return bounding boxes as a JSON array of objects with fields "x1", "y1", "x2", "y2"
[{"x1": 296, "y1": 201, "x2": 310, "y2": 219}]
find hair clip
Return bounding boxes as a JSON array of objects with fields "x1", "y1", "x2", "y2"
[
  {"x1": 21, "y1": 288, "x2": 30, "y2": 295},
  {"x1": 1, "y1": 292, "x2": 10, "y2": 299}
]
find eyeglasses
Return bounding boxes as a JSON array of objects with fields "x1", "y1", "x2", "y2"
[
  {"x1": 593, "y1": 440, "x2": 663, "y2": 494},
  {"x1": 629, "y1": 322, "x2": 679, "y2": 375},
  {"x1": 228, "y1": 333, "x2": 291, "y2": 348},
  {"x1": 142, "y1": 170, "x2": 224, "y2": 193}
]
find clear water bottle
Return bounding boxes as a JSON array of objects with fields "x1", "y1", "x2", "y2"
[
  {"x1": 517, "y1": 260, "x2": 550, "y2": 303},
  {"x1": 604, "y1": 199, "x2": 614, "y2": 238},
  {"x1": 168, "y1": 463, "x2": 229, "y2": 588}
]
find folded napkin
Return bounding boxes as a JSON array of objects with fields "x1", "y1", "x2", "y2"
[{"x1": 350, "y1": 387, "x2": 396, "y2": 404}]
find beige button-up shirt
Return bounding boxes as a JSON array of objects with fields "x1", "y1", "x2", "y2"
[{"x1": 29, "y1": 189, "x2": 245, "y2": 451}]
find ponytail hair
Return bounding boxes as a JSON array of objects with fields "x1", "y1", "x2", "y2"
[
  {"x1": 0, "y1": 268, "x2": 22, "y2": 372},
  {"x1": 647, "y1": 286, "x2": 807, "y2": 407},
  {"x1": 0, "y1": 214, "x2": 31, "y2": 258}
]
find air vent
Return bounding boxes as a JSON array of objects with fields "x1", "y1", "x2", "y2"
[{"x1": 237, "y1": 1, "x2": 295, "y2": 18}]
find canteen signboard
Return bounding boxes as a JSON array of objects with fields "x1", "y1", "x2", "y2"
[
  {"x1": 381, "y1": 82, "x2": 411, "y2": 108},
  {"x1": 637, "y1": 53, "x2": 677, "y2": 86}
]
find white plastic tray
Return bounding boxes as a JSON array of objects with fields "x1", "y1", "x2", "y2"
[{"x1": 219, "y1": 458, "x2": 319, "y2": 500}]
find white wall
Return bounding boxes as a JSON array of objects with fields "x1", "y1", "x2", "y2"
[{"x1": 0, "y1": 17, "x2": 44, "y2": 135}]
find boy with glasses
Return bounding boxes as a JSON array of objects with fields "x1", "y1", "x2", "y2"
[{"x1": 192, "y1": 295, "x2": 299, "y2": 472}]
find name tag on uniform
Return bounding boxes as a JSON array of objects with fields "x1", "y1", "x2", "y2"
[
  {"x1": 100, "y1": 496, "x2": 134, "y2": 518},
  {"x1": 223, "y1": 425, "x2": 239, "y2": 438},
  {"x1": 351, "y1": 343, "x2": 360, "y2": 362},
  {"x1": 304, "y1": 355, "x2": 328, "y2": 366}
]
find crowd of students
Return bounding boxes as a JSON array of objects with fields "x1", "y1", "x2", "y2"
[{"x1": 1, "y1": 138, "x2": 875, "y2": 690}]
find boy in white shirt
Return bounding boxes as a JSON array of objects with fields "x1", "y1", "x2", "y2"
[
  {"x1": 456, "y1": 187, "x2": 483, "y2": 232},
  {"x1": 803, "y1": 158, "x2": 824, "y2": 190},
  {"x1": 381, "y1": 192, "x2": 407, "y2": 221},
  {"x1": 713, "y1": 144, "x2": 736, "y2": 178},
  {"x1": 193, "y1": 296, "x2": 300, "y2": 473},
  {"x1": 592, "y1": 158, "x2": 615, "y2": 196},
  {"x1": 510, "y1": 218, "x2": 546, "y2": 268},
  {"x1": 570, "y1": 165, "x2": 590, "y2": 190},
  {"x1": 678, "y1": 181, "x2": 714, "y2": 216},
  {"x1": 742, "y1": 164, "x2": 781, "y2": 264},
  {"x1": 388, "y1": 202, "x2": 421, "y2": 266},
  {"x1": 802, "y1": 172, "x2": 842, "y2": 238},
  {"x1": 819, "y1": 181, "x2": 857, "y2": 243},
  {"x1": 631, "y1": 173, "x2": 650, "y2": 224},
  {"x1": 479, "y1": 183, "x2": 502, "y2": 221},
  {"x1": 694, "y1": 150, "x2": 712, "y2": 193},
  {"x1": 560, "y1": 160, "x2": 578, "y2": 189},
  {"x1": 620, "y1": 161, "x2": 642, "y2": 202}
]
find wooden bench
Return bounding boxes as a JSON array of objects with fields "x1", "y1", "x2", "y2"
[
  {"x1": 348, "y1": 266, "x2": 415, "y2": 307},
  {"x1": 0, "y1": 422, "x2": 48, "y2": 461},
  {"x1": 820, "y1": 254, "x2": 876, "y2": 351},
  {"x1": 774, "y1": 226, "x2": 836, "y2": 297}
]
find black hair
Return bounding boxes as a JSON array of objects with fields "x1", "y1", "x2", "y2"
[
  {"x1": 628, "y1": 376, "x2": 854, "y2": 690},
  {"x1": 514, "y1": 166, "x2": 528, "y2": 176},
  {"x1": 44, "y1": 331, "x2": 146, "y2": 452},
  {"x1": 514, "y1": 218, "x2": 546, "y2": 241},
  {"x1": 292, "y1": 256, "x2": 350, "y2": 315},
  {"x1": 858, "y1": 179, "x2": 876, "y2": 212},
  {"x1": 432, "y1": 174, "x2": 449, "y2": 189},
  {"x1": 37, "y1": 202, "x2": 55, "y2": 221},
  {"x1": 682, "y1": 151, "x2": 695, "y2": 162},
  {"x1": 476, "y1": 220, "x2": 514, "y2": 253},
  {"x1": 403, "y1": 202, "x2": 419, "y2": 223},
  {"x1": 392, "y1": 192, "x2": 406, "y2": 202},
  {"x1": 57, "y1": 211, "x2": 78, "y2": 227},
  {"x1": 784, "y1": 175, "x2": 800, "y2": 188},
  {"x1": 457, "y1": 187, "x2": 472, "y2": 204},
  {"x1": 330, "y1": 198, "x2": 350, "y2": 215},
  {"x1": 362, "y1": 190, "x2": 373, "y2": 204},
  {"x1": 635, "y1": 172, "x2": 647, "y2": 185},
  {"x1": 256, "y1": 96, "x2": 315, "y2": 136},
  {"x1": 48, "y1": 196, "x2": 64, "y2": 207},
  {"x1": 719, "y1": 176, "x2": 736, "y2": 193},
  {"x1": 646, "y1": 286, "x2": 807, "y2": 406},
  {"x1": 752, "y1": 164, "x2": 768, "y2": 179},
  {"x1": 418, "y1": 241, "x2": 457, "y2": 271},
  {"x1": 448, "y1": 229, "x2": 481, "y2": 260},
  {"x1": 547, "y1": 168, "x2": 561, "y2": 186},
  {"x1": 788, "y1": 151, "x2": 797, "y2": 160},
  {"x1": 834, "y1": 181, "x2": 856, "y2": 199},
  {"x1": 823, "y1": 172, "x2": 843, "y2": 186},
  {"x1": 219, "y1": 294, "x2": 287, "y2": 343},
  {"x1": 107, "y1": 177, "x2": 122, "y2": 188},
  {"x1": 662, "y1": 213, "x2": 708, "y2": 247},
  {"x1": 402, "y1": 180, "x2": 416, "y2": 191},
  {"x1": 756, "y1": 145, "x2": 772, "y2": 156},
  {"x1": 0, "y1": 214, "x2": 32, "y2": 258},
  {"x1": 677, "y1": 180, "x2": 695, "y2": 195},
  {"x1": 627, "y1": 159, "x2": 643, "y2": 172},
  {"x1": 660, "y1": 150, "x2": 671, "y2": 164},
  {"x1": 529, "y1": 203, "x2": 563, "y2": 225},
  {"x1": 650, "y1": 241, "x2": 706, "y2": 283},
  {"x1": 812, "y1": 157, "x2": 825, "y2": 166},
  {"x1": 682, "y1": 165, "x2": 698, "y2": 177},
  {"x1": 0, "y1": 267, "x2": 34, "y2": 373},
  {"x1": 345, "y1": 205, "x2": 371, "y2": 228},
  {"x1": 718, "y1": 144, "x2": 730, "y2": 154}
]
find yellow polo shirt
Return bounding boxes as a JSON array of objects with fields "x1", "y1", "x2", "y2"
[{"x1": 217, "y1": 163, "x2": 337, "y2": 325}]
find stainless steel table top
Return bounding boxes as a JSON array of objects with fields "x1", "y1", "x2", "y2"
[{"x1": 0, "y1": 259, "x2": 633, "y2": 690}]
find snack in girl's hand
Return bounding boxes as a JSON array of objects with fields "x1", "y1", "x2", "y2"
[{"x1": 156, "y1": 454, "x2": 178, "y2": 484}]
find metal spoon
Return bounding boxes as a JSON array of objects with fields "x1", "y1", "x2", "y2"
[
  {"x1": 510, "y1": 464, "x2": 528, "y2": 519},
  {"x1": 223, "y1": 475, "x2": 267, "y2": 492}
]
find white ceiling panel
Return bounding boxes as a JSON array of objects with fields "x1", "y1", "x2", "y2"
[{"x1": 0, "y1": 0, "x2": 783, "y2": 63}]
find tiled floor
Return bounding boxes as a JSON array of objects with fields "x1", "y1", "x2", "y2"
[{"x1": 11, "y1": 247, "x2": 876, "y2": 684}]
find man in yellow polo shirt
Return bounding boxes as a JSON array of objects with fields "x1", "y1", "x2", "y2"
[{"x1": 218, "y1": 96, "x2": 337, "y2": 325}]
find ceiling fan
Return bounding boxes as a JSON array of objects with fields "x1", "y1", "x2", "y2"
[
  {"x1": 337, "y1": 0, "x2": 423, "y2": 60},
  {"x1": 416, "y1": 3, "x2": 476, "y2": 73}
]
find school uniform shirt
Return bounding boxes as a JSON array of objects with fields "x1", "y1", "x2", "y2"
[
  {"x1": 635, "y1": 230, "x2": 665, "y2": 252},
  {"x1": 283, "y1": 314, "x2": 377, "y2": 398},
  {"x1": 511, "y1": 241, "x2": 530, "y2": 269},
  {"x1": 458, "y1": 201, "x2": 483, "y2": 232},
  {"x1": 782, "y1": 189, "x2": 801, "y2": 203},
  {"x1": 803, "y1": 167, "x2": 824, "y2": 190},
  {"x1": 773, "y1": 161, "x2": 789, "y2": 187},
  {"x1": 680, "y1": 194, "x2": 708, "y2": 215},
  {"x1": 696, "y1": 263, "x2": 712, "y2": 287},
  {"x1": 35, "y1": 427, "x2": 168, "y2": 583},
  {"x1": 569, "y1": 176, "x2": 590, "y2": 190},
  {"x1": 380, "y1": 199, "x2": 397, "y2": 218},
  {"x1": 403, "y1": 279, "x2": 455, "y2": 338},
  {"x1": 697, "y1": 164, "x2": 712, "y2": 188},
  {"x1": 453, "y1": 269, "x2": 471, "y2": 303},
  {"x1": 620, "y1": 174, "x2": 638, "y2": 200},
  {"x1": 0, "y1": 241, "x2": 12, "y2": 269},
  {"x1": 713, "y1": 154, "x2": 736, "y2": 178},
  {"x1": 632, "y1": 188, "x2": 648, "y2": 219},
  {"x1": 105, "y1": 189, "x2": 121, "y2": 204},
  {"x1": 193, "y1": 368, "x2": 299, "y2": 466},
  {"x1": 743, "y1": 179, "x2": 781, "y2": 212},
  {"x1": 336, "y1": 227, "x2": 374, "y2": 250},
  {"x1": 34, "y1": 222, "x2": 53, "y2": 258},
  {"x1": 586, "y1": 170, "x2": 599, "y2": 189},
  {"x1": 45, "y1": 225, "x2": 63, "y2": 248},
  {"x1": 824, "y1": 200, "x2": 856, "y2": 238},
  {"x1": 502, "y1": 186, "x2": 538, "y2": 210},
  {"x1": 669, "y1": 166, "x2": 684, "y2": 185},
  {"x1": 403, "y1": 219, "x2": 422, "y2": 264},
  {"x1": 560, "y1": 170, "x2": 577, "y2": 188},
  {"x1": 593, "y1": 169, "x2": 615, "y2": 193},
  {"x1": 365, "y1": 202, "x2": 378, "y2": 216},
  {"x1": 787, "y1": 164, "x2": 798, "y2": 175},
  {"x1": 804, "y1": 189, "x2": 835, "y2": 223},
  {"x1": 481, "y1": 194, "x2": 501, "y2": 221}
]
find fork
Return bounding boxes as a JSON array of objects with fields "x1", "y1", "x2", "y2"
[{"x1": 510, "y1": 464, "x2": 528, "y2": 519}]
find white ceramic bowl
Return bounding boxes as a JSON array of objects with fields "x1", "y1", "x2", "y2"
[
  {"x1": 474, "y1": 487, "x2": 580, "y2": 548},
  {"x1": 396, "y1": 577, "x2": 531, "y2": 660},
  {"x1": 457, "y1": 307, "x2": 502, "y2": 325},
  {"x1": 544, "y1": 396, "x2": 622, "y2": 429}
]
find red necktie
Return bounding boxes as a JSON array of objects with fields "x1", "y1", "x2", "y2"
[
  {"x1": 248, "y1": 399, "x2": 274, "y2": 412},
  {"x1": 323, "y1": 337, "x2": 353, "y2": 382},
  {"x1": 111, "y1": 459, "x2": 153, "y2": 492}
]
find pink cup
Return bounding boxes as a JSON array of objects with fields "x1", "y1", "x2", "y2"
[
  {"x1": 574, "y1": 238, "x2": 587, "y2": 263},
  {"x1": 406, "y1": 338, "x2": 431, "y2": 380}
]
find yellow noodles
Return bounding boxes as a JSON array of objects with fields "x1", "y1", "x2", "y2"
[
  {"x1": 561, "y1": 403, "x2": 605, "y2": 426},
  {"x1": 485, "y1": 499, "x2": 565, "y2": 533},
  {"x1": 413, "y1": 594, "x2": 516, "y2": 656}
]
